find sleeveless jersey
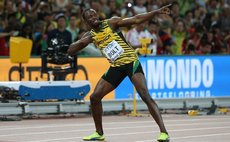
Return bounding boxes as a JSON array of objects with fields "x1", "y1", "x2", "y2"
[{"x1": 90, "y1": 20, "x2": 138, "y2": 67}]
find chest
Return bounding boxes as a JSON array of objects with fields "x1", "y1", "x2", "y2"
[{"x1": 93, "y1": 27, "x2": 116, "y2": 47}]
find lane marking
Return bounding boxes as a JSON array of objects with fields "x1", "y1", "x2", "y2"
[
  {"x1": 136, "y1": 132, "x2": 230, "y2": 142},
  {"x1": 1, "y1": 117, "x2": 230, "y2": 130},
  {"x1": 172, "y1": 132, "x2": 230, "y2": 140},
  {"x1": 21, "y1": 126, "x2": 230, "y2": 142},
  {"x1": 0, "y1": 121, "x2": 230, "y2": 137}
]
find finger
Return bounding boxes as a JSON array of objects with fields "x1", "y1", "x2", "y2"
[{"x1": 164, "y1": 3, "x2": 172, "y2": 8}]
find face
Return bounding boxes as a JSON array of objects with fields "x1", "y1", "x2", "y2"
[
  {"x1": 207, "y1": 32, "x2": 213, "y2": 41},
  {"x1": 70, "y1": 16, "x2": 77, "y2": 26},
  {"x1": 186, "y1": 12, "x2": 193, "y2": 20},
  {"x1": 24, "y1": 26, "x2": 31, "y2": 34},
  {"x1": 136, "y1": 22, "x2": 146, "y2": 32},
  {"x1": 172, "y1": 4, "x2": 179, "y2": 16},
  {"x1": 6, "y1": 0, "x2": 14, "y2": 11},
  {"x1": 202, "y1": 44, "x2": 212, "y2": 54},
  {"x1": 176, "y1": 21, "x2": 184, "y2": 33},
  {"x1": 57, "y1": 17, "x2": 66, "y2": 28},
  {"x1": 149, "y1": 23, "x2": 158, "y2": 33},
  {"x1": 84, "y1": 9, "x2": 100, "y2": 28}
]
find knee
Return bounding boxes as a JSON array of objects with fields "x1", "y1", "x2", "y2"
[
  {"x1": 142, "y1": 95, "x2": 152, "y2": 104},
  {"x1": 90, "y1": 92, "x2": 102, "y2": 103}
]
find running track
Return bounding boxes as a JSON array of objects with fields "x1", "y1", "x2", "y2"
[{"x1": 0, "y1": 114, "x2": 230, "y2": 142}]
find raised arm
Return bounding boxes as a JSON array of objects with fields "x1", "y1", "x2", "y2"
[
  {"x1": 67, "y1": 32, "x2": 93, "y2": 55},
  {"x1": 110, "y1": 4, "x2": 171, "y2": 28}
]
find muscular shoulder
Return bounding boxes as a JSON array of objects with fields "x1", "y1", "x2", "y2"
[
  {"x1": 82, "y1": 31, "x2": 91, "y2": 38},
  {"x1": 80, "y1": 31, "x2": 93, "y2": 43},
  {"x1": 108, "y1": 16, "x2": 123, "y2": 30}
]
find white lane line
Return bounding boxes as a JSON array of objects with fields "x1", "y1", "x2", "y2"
[
  {"x1": 0, "y1": 140, "x2": 17, "y2": 142},
  {"x1": 27, "y1": 126, "x2": 230, "y2": 142},
  {"x1": 1, "y1": 117, "x2": 230, "y2": 130},
  {"x1": 172, "y1": 132, "x2": 230, "y2": 140},
  {"x1": 135, "y1": 132, "x2": 230, "y2": 142},
  {"x1": 0, "y1": 121, "x2": 230, "y2": 137}
]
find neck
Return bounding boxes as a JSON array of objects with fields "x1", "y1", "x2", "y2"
[
  {"x1": 92, "y1": 21, "x2": 102, "y2": 32},
  {"x1": 70, "y1": 25, "x2": 76, "y2": 30},
  {"x1": 58, "y1": 27, "x2": 65, "y2": 32}
]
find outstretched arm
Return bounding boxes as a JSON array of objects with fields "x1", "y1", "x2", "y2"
[
  {"x1": 67, "y1": 32, "x2": 93, "y2": 55},
  {"x1": 110, "y1": 4, "x2": 171, "y2": 28}
]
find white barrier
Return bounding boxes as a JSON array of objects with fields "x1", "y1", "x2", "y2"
[{"x1": 0, "y1": 97, "x2": 229, "y2": 116}]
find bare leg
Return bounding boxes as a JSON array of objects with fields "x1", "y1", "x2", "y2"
[
  {"x1": 90, "y1": 78, "x2": 115, "y2": 135},
  {"x1": 131, "y1": 73, "x2": 168, "y2": 133}
]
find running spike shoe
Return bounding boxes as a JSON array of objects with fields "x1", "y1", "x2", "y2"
[
  {"x1": 157, "y1": 132, "x2": 170, "y2": 142},
  {"x1": 83, "y1": 132, "x2": 105, "y2": 141}
]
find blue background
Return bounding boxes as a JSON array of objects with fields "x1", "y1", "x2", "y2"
[{"x1": 115, "y1": 55, "x2": 230, "y2": 99}]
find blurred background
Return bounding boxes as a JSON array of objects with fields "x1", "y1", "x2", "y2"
[
  {"x1": 0, "y1": 0, "x2": 230, "y2": 56},
  {"x1": 0, "y1": 0, "x2": 230, "y2": 117}
]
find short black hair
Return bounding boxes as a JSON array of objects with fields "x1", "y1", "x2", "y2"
[
  {"x1": 82, "y1": 8, "x2": 95, "y2": 20},
  {"x1": 82, "y1": 8, "x2": 91, "y2": 20}
]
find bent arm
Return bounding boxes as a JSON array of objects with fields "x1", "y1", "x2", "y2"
[
  {"x1": 110, "y1": 4, "x2": 171, "y2": 28},
  {"x1": 67, "y1": 32, "x2": 93, "y2": 55}
]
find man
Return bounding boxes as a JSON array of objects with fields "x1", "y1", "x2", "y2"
[
  {"x1": 47, "y1": 13, "x2": 72, "y2": 48},
  {"x1": 66, "y1": 13, "x2": 80, "y2": 42},
  {"x1": 125, "y1": 21, "x2": 161, "y2": 56},
  {"x1": 67, "y1": 4, "x2": 171, "y2": 142},
  {"x1": 125, "y1": 22, "x2": 151, "y2": 49}
]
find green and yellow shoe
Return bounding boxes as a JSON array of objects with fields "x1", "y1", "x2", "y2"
[
  {"x1": 157, "y1": 132, "x2": 170, "y2": 142},
  {"x1": 83, "y1": 132, "x2": 105, "y2": 141}
]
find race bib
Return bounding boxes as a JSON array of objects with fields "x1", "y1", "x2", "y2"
[{"x1": 103, "y1": 40, "x2": 124, "y2": 62}]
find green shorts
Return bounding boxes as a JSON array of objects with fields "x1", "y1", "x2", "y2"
[{"x1": 102, "y1": 60, "x2": 144, "y2": 88}]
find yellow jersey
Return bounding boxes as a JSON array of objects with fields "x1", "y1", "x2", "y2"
[{"x1": 90, "y1": 20, "x2": 138, "y2": 67}]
